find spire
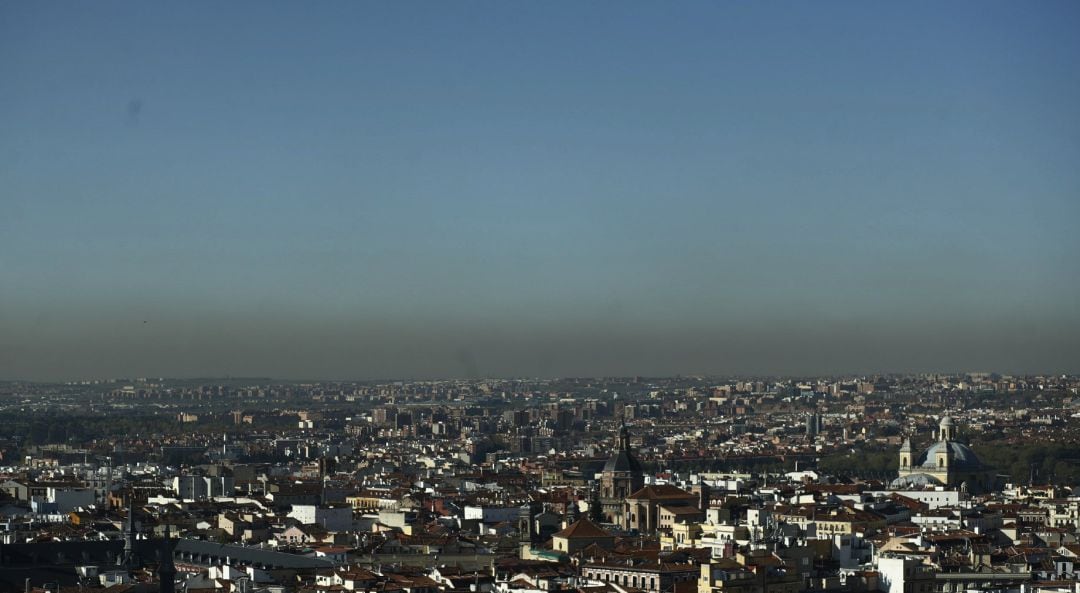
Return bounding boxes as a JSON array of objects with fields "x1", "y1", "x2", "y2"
[
  {"x1": 158, "y1": 524, "x2": 177, "y2": 593},
  {"x1": 900, "y1": 438, "x2": 912, "y2": 452},
  {"x1": 104, "y1": 455, "x2": 113, "y2": 511},
  {"x1": 119, "y1": 497, "x2": 139, "y2": 570}
]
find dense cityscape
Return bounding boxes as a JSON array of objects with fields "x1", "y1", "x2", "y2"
[
  {"x1": 5, "y1": 2, "x2": 1079, "y2": 593},
  {"x1": 1, "y1": 374, "x2": 1078, "y2": 593}
]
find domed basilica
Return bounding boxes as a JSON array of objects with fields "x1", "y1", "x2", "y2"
[
  {"x1": 598, "y1": 424, "x2": 644, "y2": 527},
  {"x1": 890, "y1": 415, "x2": 994, "y2": 493}
]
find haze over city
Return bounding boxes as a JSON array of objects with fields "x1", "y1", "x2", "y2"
[{"x1": 2, "y1": 2, "x2": 1079, "y2": 380}]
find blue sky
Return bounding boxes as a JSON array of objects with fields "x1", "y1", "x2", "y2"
[{"x1": 2, "y1": 1, "x2": 1078, "y2": 380}]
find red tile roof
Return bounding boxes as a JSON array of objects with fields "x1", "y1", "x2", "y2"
[{"x1": 554, "y1": 518, "x2": 612, "y2": 539}]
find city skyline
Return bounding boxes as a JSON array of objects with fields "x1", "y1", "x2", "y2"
[{"x1": 2, "y1": 2, "x2": 1079, "y2": 381}]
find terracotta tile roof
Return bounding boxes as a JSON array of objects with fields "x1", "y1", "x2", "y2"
[
  {"x1": 659, "y1": 505, "x2": 702, "y2": 515},
  {"x1": 626, "y1": 485, "x2": 695, "y2": 501},
  {"x1": 554, "y1": 518, "x2": 612, "y2": 539}
]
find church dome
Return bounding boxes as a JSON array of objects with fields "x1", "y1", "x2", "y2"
[
  {"x1": 603, "y1": 424, "x2": 643, "y2": 474},
  {"x1": 603, "y1": 449, "x2": 643, "y2": 474},
  {"x1": 890, "y1": 473, "x2": 944, "y2": 489},
  {"x1": 913, "y1": 441, "x2": 983, "y2": 471}
]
